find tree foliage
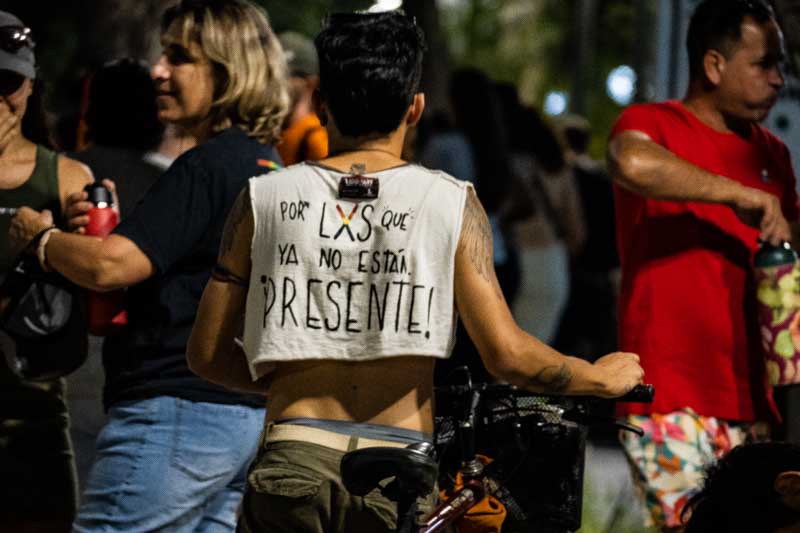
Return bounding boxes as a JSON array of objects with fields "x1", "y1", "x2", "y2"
[
  {"x1": 438, "y1": 0, "x2": 646, "y2": 156},
  {"x1": 2, "y1": 0, "x2": 376, "y2": 115},
  {"x1": 4, "y1": 0, "x2": 646, "y2": 157}
]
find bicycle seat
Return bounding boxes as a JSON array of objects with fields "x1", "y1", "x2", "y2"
[{"x1": 340, "y1": 443, "x2": 438, "y2": 500}]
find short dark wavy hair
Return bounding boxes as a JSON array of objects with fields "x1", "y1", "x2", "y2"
[
  {"x1": 687, "y1": 0, "x2": 775, "y2": 80},
  {"x1": 683, "y1": 442, "x2": 800, "y2": 532},
  {"x1": 315, "y1": 11, "x2": 426, "y2": 138}
]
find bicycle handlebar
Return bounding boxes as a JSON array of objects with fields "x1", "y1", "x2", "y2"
[
  {"x1": 615, "y1": 384, "x2": 654, "y2": 403},
  {"x1": 422, "y1": 374, "x2": 654, "y2": 533},
  {"x1": 436, "y1": 382, "x2": 655, "y2": 404}
]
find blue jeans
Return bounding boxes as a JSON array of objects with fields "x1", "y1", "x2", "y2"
[{"x1": 73, "y1": 396, "x2": 265, "y2": 532}]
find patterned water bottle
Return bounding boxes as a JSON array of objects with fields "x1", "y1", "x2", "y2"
[{"x1": 754, "y1": 241, "x2": 800, "y2": 386}]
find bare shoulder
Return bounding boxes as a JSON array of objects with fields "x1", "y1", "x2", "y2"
[
  {"x1": 457, "y1": 186, "x2": 495, "y2": 282},
  {"x1": 57, "y1": 154, "x2": 94, "y2": 194}
]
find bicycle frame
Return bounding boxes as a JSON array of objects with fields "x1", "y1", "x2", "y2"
[{"x1": 420, "y1": 479, "x2": 485, "y2": 532}]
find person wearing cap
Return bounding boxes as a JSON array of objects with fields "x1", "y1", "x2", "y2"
[
  {"x1": 276, "y1": 31, "x2": 328, "y2": 166},
  {"x1": 0, "y1": 9, "x2": 94, "y2": 532},
  {"x1": 9, "y1": 1, "x2": 288, "y2": 530}
]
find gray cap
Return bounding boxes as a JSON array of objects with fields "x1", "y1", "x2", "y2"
[
  {"x1": 0, "y1": 11, "x2": 35, "y2": 79},
  {"x1": 279, "y1": 31, "x2": 318, "y2": 78}
]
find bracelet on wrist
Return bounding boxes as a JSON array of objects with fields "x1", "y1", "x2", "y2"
[
  {"x1": 26, "y1": 225, "x2": 55, "y2": 253},
  {"x1": 36, "y1": 227, "x2": 61, "y2": 272}
]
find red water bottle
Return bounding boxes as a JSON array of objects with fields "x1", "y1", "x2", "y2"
[
  {"x1": 85, "y1": 182, "x2": 118, "y2": 237},
  {"x1": 84, "y1": 182, "x2": 127, "y2": 335}
]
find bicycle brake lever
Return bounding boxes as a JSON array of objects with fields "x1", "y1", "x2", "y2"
[
  {"x1": 615, "y1": 420, "x2": 645, "y2": 437},
  {"x1": 561, "y1": 411, "x2": 645, "y2": 437}
]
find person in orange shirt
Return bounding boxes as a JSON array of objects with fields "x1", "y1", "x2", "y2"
[{"x1": 277, "y1": 31, "x2": 328, "y2": 165}]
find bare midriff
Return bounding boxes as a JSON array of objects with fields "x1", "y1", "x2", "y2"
[
  {"x1": 264, "y1": 356, "x2": 436, "y2": 434},
  {"x1": 267, "y1": 356, "x2": 435, "y2": 433}
]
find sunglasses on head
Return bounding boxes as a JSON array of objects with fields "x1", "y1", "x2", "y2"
[
  {"x1": 0, "y1": 70, "x2": 25, "y2": 96},
  {"x1": 0, "y1": 25, "x2": 34, "y2": 54}
]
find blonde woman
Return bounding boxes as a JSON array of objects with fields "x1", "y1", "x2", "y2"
[{"x1": 10, "y1": 0, "x2": 288, "y2": 530}]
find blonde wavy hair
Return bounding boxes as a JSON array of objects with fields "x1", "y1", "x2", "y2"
[{"x1": 163, "y1": 0, "x2": 289, "y2": 144}]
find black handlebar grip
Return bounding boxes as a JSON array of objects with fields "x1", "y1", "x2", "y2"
[{"x1": 616, "y1": 384, "x2": 655, "y2": 403}]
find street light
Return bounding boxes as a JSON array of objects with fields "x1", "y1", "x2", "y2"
[
  {"x1": 606, "y1": 65, "x2": 636, "y2": 106},
  {"x1": 544, "y1": 90, "x2": 569, "y2": 116},
  {"x1": 369, "y1": 0, "x2": 403, "y2": 11}
]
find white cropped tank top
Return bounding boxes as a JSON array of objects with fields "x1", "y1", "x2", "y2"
[{"x1": 242, "y1": 162, "x2": 471, "y2": 380}]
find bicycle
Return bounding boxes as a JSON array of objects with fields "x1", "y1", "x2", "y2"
[{"x1": 341, "y1": 371, "x2": 654, "y2": 533}]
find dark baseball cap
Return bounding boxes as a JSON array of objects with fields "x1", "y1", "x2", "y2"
[
  {"x1": 0, "y1": 11, "x2": 36, "y2": 80},
  {"x1": 279, "y1": 31, "x2": 318, "y2": 77}
]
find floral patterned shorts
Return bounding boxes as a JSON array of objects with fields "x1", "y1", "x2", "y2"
[{"x1": 620, "y1": 409, "x2": 769, "y2": 529}]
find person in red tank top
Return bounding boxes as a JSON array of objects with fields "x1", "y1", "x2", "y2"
[{"x1": 607, "y1": 1, "x2": 799, "y2": 531}]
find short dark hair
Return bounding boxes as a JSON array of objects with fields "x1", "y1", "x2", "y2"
[
  {"x1": 315, "y1": 11, "x2": 425, "y2": 138},
  {"x1": 683, "y1": 442, "x2": 800, "y2": 532},
  {"x1": 86, "y1": 58, "x2": 163, "y2": 151},
  {"x1": 687, "y1": 0, "x2": 775, "y2": 80}
]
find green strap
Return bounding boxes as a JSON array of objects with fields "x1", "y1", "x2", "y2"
[
  {"x1": 29, "y1": 146, "x2": 60, "y2": 211},
  {"x1": 0, "y1": 145, "x2": 61, "y2": 272}
]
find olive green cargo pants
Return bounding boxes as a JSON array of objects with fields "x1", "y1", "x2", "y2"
[{"x1": 237, "y1": 427, "x2": 437, "y2": 533}]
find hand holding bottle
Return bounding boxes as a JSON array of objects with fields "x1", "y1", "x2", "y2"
[
  {"x1": 64, "y1": 179, "x2": 119, "y2": 233},
  {"x1": 82, "y1": 181, "x2": 127, "y2": 335}
]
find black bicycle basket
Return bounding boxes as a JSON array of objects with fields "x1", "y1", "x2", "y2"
[{"x1": 434, "y1": 391, "x2": 588, "y2": 533}]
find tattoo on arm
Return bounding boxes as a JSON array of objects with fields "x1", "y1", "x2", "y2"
[
  {"x1": 458, "y1": 188, "x2": 503, "y2": 296},
  {"x1": 527, "y1": 363, "x2": 573, "y2": 394},
  {"x1": 219, "y1": 188, "x2": 252, "y2": 258}
]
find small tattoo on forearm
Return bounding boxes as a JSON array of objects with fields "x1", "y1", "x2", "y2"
[{"x1": 527, "y1": 363, "x2": 573, "y2": 393}]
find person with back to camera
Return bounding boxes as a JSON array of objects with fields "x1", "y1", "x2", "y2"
[
  {"x1": 71, "y1": 57, "x2": 166, "y2": 219},
  {"x1": 552, "y1": 114, "x2": 620, "y2": 359},
  {"x1": 8, "y1": 0, "x2": 288, "y2": 530},
  {"x1": 496, "y1": 87, "x2": 586, "y2": 347},
  {"x1": 186, "y1": 11, "x2": 644, "y2": 533},
  {"x1": 0, "y1": 10, "x2": 94, "y2": 533},
  {"x1": 607, "y1": 0, "x2": 799, "y2": 530},
  {"x1": 427, "y1": 67, "x2": 519, "y2": 384}
]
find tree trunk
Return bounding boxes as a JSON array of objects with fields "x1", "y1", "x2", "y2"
[{"x1": 403, "y1": 0, "x2": 451, "y2": 114}]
